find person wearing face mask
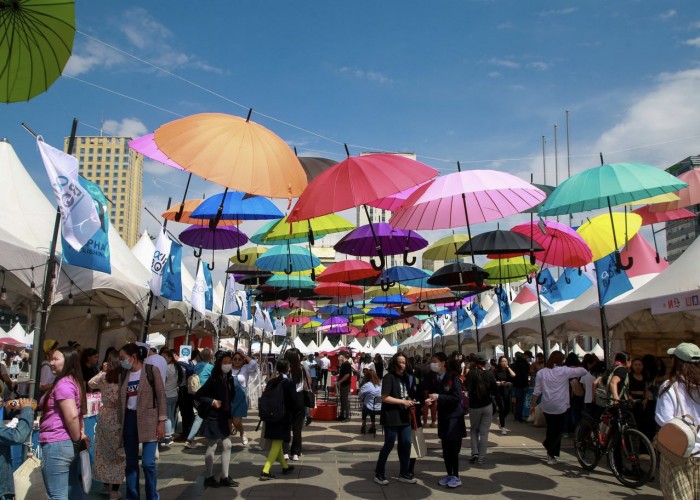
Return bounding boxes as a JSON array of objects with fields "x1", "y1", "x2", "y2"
[
  {"x1": 425, "y1": 352, "x2": 467, "y2": 488},
  {"x1": 193, "y1": 350, "x2": 238, "y2": 488}
]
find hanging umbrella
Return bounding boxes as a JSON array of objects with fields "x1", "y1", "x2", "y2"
[
  {"x1": 288, "y1": 152, "x2": 439, "y2": 222},
  {"x1": 1, "y1": 0, "x2": 75, "y2": 103},
  {"x1": 179, "y1": 225, "x2": 248, "y2": 270},
  {"x1": 314, "y1": 282, "x2": 363, "y2": 298},
  {"x1": 403, "y1": 286, "x2": 452, "y2": 302},
  {"x1": 382, "y1": 322, "x2": 413, "y2": 336},
  {"x1": 316, "y1": 260, "x2": 381, "y2": 284},
  {"x1": 482, "y1": 257, "x2": 538, "y2": 284},
  {"x1": 399, "y1": 302, "x2": 436, "y2": 316},
  {"x1": 427, "y1": 262, "x2": 489, "y2": 288},
  {"x1": 296, "y1": 155, "x2": 338, "y2": 182},
  {"x1": 250, "y1": 220, "x2": 307, "y2": 245},
  {"x1": 161, "y1": 199, "x2": 241, "y2": 226},
  {"x1": 190, "y1": 190, "x2": 283, "y2": 222},
  {"x1": 375, "y1": 266, "x2": 429, "y2": 290},
  {"x1": 576, "y1": 212, "x2": 642, "y2": 262},
  {"x1": 334, "y1": 222, "x2": 428, "y2": 270},
  {"x1": 259, "y1": 213, "x2": 355, "y2": 244},
  {"x1": 367, "y1": 307, "x2": 401, "y2": 319},
  {"x1": 322, "y1": 325, "x2": 359, "y2": 336},
  {"x1": 648, "y1": 168, "x2": 700, "y2": 212},
  {"x1": 522, "y1": 183, "x2": 556, "y2": 214},
  {"x1": 631, "y1": 205, "x2": 696, "y2": 225},
  {"x1": 318, "y1": 304, "x2": 364, "y2": 316},
  {"x1": 130, "y1": 133, "x2": 184, "y2": 171},
  {"x1": 356, "y1": 329, "x2": 381, "y2": 338},
  {"x1": 510, "y1": 221, "x2": 592, "y2": 268},
  {"x1": 263, "y1": 274, "x2": 316, "y2": 289},
  {"x1": 230, "y1": 246, "x2": 268, "y2": 266},
  {"x1": 286, "y1": 298, "x2": 317, "y2": 311},
  {"x1": 459, "y1": 229, "x2": 543, "y2": 261},
  {"x1": 320, "y1": 316, "x2": 350, "y2": 329},
  {"x1": 370, "y1": 295, "x2": 412, "y2": 306},
  {"x1": 286, "y1": 307, "x2": 316, "y2": 318},
  {"x1": 256, "y1": 244, "x2": 321, "y2": 274},
  {"x1": 153, "y1": 112, "x2": 308, "y2": 199},
  {"x1": 285, "y1": 316, "x2": 311, "y2": 327},
  {"x1": 366, "y1": 183, "x2": 426, "y2": 212},
  {"x1": 422, "y1": 234, "x2": 470, "y2": 262},
  {"x1": 365, "y1": 284, "x2": 409, "y2": 298},
  {"x1": 619, "y1": 192, "x2": 680, "y2": 206}
]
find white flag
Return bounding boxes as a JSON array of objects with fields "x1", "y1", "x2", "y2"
[
  {"x1": 149, "y1": 227, "x2": 171, "y2": 296},
  {"x1": 37, "y1": 138, "x2": 101, "y2": 251},
  {"x1": 236, "y1": 290, "x2": 249, "y2": 320},
  {"x1": 223, "y1": 274, "x2": 239, "y2": 314},
  {"x1": 191, "y1": 261, "x2": 207, "y2": 315},
  {"x1": 262, "y1": 310, "x2": 274, "y2": 333},
  {"x1": 274, "y1": 318, "x2": 287, "y2": 336},
  {"x1": 253, "y1": 302, "x2": 266, "y2": 330}
]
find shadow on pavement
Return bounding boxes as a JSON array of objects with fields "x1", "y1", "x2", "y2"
[
  {"x1": 240, "y1": 483, "x2": 338, "y2": 499},
  {"x1": 490, "y1": 471, "x2": 558, "y2": 491},
  {"x1": 344, "y1": 479, "x2": 433, "y2": 500}
]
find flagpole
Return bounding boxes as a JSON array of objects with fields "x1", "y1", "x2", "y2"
[
  {"x1": 142, "y1": 198, "x2": 172, "y2": 342},
  {"x1": 185, "y1": 254, "x2": 202, "y2": 347},
  {"x1": 29, "y1": 118, "x2": 78, "y2": 400},
  {"x1": 594, "y1": 268, "x2": 611, "y2": 364}
]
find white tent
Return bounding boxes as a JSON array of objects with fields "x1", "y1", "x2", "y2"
[
  {"x1": 7, "y1": 323, "x2": 27, "y2": 344},
  {"x1": 590, "y1": 343, "x2": 605, "y2": 359},
  {"x1": 146, "y1": 333, "x2": 167, "y2": 347},
  {"x1": 306, "y1": 340, "x2": 319, "y2": 353},
  {"x1": 317, "y1": 337, "x2": 336, "y2": 353},
  {"x1": 363, "y1": 340, "x2": 373, "y2": 351},
  {"x1": 293, "y1": 336, "x2": 310, "y2": 355},
  {"x1": 372, "y1": 338, "x2": 397, "y2": 357},
  {"x1": 347, "y1": 338, "x2": 364, "y2": 352}
]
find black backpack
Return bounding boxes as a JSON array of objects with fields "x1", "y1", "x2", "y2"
[{"x1": 258, "y1": 378, "x2": 286, "y2": 423}]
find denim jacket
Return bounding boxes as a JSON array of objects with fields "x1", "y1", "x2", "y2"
[{"x1": 0, "y1": 406, "x2": 34, "y2": 497}]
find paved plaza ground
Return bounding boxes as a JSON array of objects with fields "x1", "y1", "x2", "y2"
[{"x1": 86, "y1": 410, "x2": 663, "y2": 499}]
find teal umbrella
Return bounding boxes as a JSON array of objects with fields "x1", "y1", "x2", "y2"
[
  {"x1": 250, "y1": 220, "x2": 307, "y2": 246},
  {"x1": 256, "y1": 243, "x2": 321, "y2": 274},
  {"x1": 264, "y1": 274, "x2": 316, "y2": 289}
]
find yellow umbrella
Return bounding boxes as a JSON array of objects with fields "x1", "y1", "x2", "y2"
[
  {"x1": 162, "y1": 199, "x2": 241, "y2": 226},
  {"x1": 287, "y1": 307, "x2": 316, "y2": 318},
  {"x1": 365, "y1": 283, "x2": 409, "y2": 298},
  {"x1": 229, "y1": 246, "x2": 268, "y2": 265},
  {"x1": 382, "y1": 322, "x2": 413, "y2": 336},
  {"x1": 154, "y1": 112, "x2": 308, "y2": 198},
  {"x1": 616, "y1": 192, "x2": 680, "y2": 207},
  {"x1": 482, "y1": 257, "x2": 539, "y2": 284},
  {"x1": 422, "y1": 234, "x2": 470, "y2": 261},
  {"x1": 576, "y1": 212, "x2": 642, "y2": 261},
  {"x1": 260, "y1": 214, "x2": 354, "y2": 243}
]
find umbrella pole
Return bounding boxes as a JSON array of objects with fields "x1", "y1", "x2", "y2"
[
  {"x1": 363, "y1": 205, "x2": 386, "y2": 270},
  {"x1": 534, "y1": 279, "x2": 549, "y2": 360},
  {"x1": 186, "y1": 253, "x2": 202, "y2": 347},
  {"x1": 594, "y1": 265, "x2": 611, "y2": 364},
  {"x1": 174, "y1": 173, "x2": 192, "y2": 221},
  {"x1": 497, "y1": 287, "x2": 508, "y2": 360}
]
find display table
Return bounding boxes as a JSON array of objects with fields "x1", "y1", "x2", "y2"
[{"x1": 310, "y1": 401, "x2": 338, "y2": 421}]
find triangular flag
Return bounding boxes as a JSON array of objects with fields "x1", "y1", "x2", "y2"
[
  {"x1": 161, "y1": 242, "x2": 183, "y2": 301},
  {"x1": 191, "y1": 261, "x2": 207, "y2": 315},
  {"x1": 203, "y1": 263, "x2": 213, "y2": 311},
  {"x1": 223, "y1": 274, "x2": 239, "y2": 314},
  {"x1": 149, "y1": 226, "x2": 171, "y2": 296}
]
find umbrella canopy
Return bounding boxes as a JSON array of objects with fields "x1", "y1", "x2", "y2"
[
  {"x1": 288, "y1": 153, "x2": 439, "y2": 222},
  {"x1": 1, "y1": 0, "x2": 75, "y2": 102},
  {"x1": 390, "y1": 170, "x2": 546, "y2": 231},
  {"x1": 482, "y1": 257, "x2": 538, "y2": 283},
  {"x1": 365, "y1": 284, "x2": 409, "y2": 297},
  {"x1": 318, "y1": 304, "x2": 364, "y2": 316},
  {"x1": 510, "y1": 220, "x2": 592, "y2": 268},
  {"x1": 162, "y1": 199, "x2": 241, "y2": 226},
  {"x1": 256, "y1": 245, "x2": 321, "y2": 273},
  {"x1": 427, "y1": 262, "x2": 489, "y2": 288},
  {"x1": 367, "y1": 307, "x2": 401, "y2": 319},
  {"x1": 356, "y1": 329, "x2": 381, "y2": 338},
  {"x1": 190, "y1": 191, "x2": 283, "y2": 221},
  {"x1": 250, "y1": 220, "x2": 306, "y2": 245},
  {"x1": 649, "y1": 168, "x2": 700, "y2": 212},
  {"x1": 618, "y1": 234, "x2": 669, "y2": 278},
  {"x1": 381, "y1": 322, "x2": 413, "y2": 336},
  {"x1": 403, "y1": 286, "x2": 452, "y2": 302},
  {"x1": 179, "y1": 225, "x2": 248, "y2": 250},
  {"x1": 154, "y1": 113, "x2": 308, "y2": 198},
  {"x1": 376, "y1": 266, "x2": 429, "y2": 286},
  {"x1": 366, "y1": 183, "x2": 425, "y2": 212},
  {"x1": 130, "y1": 133, "x2": 184, "y2": 171},
  {"x1": 334, "y1": 223, "x2": 429, "y2": 257},
  {"x1": 230, "y1": 246, "x2": 269, "y2": 266},
  {"x1": 259, "y1": 214, "x2": 354, "y2": 243},
  {"x1": 459, "y1": 229, "x2": 543, "y2": 257},
  {"x1": 263, "y1": 274, "x2": 316, "y2": 289},
  {"x1": 523, "y1": 183, "x2": 556, "y2": 214},
  {"x1": 538, "y1": 162, "x2": 688, "y2": 217},
  {"x1": 314, "y1": 282, "x2": 363, "y2": 298},
  {"x1": 370, "y1": 294, "x2": 412, "y2": 305},
  {"x1": 316, "y1": 260, "x2": 381, "y2": 284},
  {"x1": 631, "y1": 205, "x2": 696, "y2": 226},
  {"x1": 422, "y1": 234, "x2": 470, "y2": 261},
  {"x1": 297, "y1": 156, "x2": 338, "y2": 182},
  {"x1": 576, "y1": 212, "x2": 642, "y2": 261},
  {"x1": 286, "y1": 307, "x2": 316, "y2": 318}
]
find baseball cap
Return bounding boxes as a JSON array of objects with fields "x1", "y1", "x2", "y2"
[{"x1": 668, "y1": 343, "x2": 700, "y2": 363}]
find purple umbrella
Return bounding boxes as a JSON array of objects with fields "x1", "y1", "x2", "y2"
[
  {"x1": 179, "y1": 225, "x2": 249, "y2": 270},
  {"x1": 334, "y1": 222, "x2": 428, "y2": 270}
]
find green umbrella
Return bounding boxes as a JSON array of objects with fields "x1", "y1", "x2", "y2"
[
  {"x1": 482, "y1": 257, "x2": 538, "y2": 284},
  {"x1": 422, "y1": 234, "x2": 470, "y2": 261},
  {"x1": 1, "y1": 0, "x2": 75, "y2": 103}
]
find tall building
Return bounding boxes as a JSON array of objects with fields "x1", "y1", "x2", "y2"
[
  {"x1": 665, "y1": 155, "x2": 700, "y2": 263},
  {"x1": 65, "y1": 136, "x2": 143, "y2": 248}
]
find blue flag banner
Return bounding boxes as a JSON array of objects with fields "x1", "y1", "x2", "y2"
[
  {"x1": 538, "y1": 269, "x2": 562, "y2": 303},
  {"x1": 471, "y1": 302, "x2": 488, "y2": 327},
  {"x1": 161, "y1": 242, "x2": 183, "y2": 301},
  {"x1": 61, "y1": 177, "x2": 111, "y2": 274},
  {"x1": 429, "y1": 316, "x2": 443, "y2": 337},
  {"x1": 452, "y1": 308, "x2": 473, "y2": 332},
  {"x1": 595, "y1": 253, "x2": 633, "y2": 305},
  {"x1": 203, "y1": 264, "x2": 214, "y2": 311},
  {"x1": 555, "y1": 268, "x2": 592, "y2": 301},
  {"x1": 496, "y1": 287, "x2": 512, "y2": 322}
]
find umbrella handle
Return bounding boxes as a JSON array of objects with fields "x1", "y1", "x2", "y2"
[
  {"x1": 655, "y1": 252, "x2": 660, "y2": 264},
  {"x1": 526, "y1": 274, "x2": 533, "y2": 284},
  {"x1": 193, "y1": 247, "x2": 203, "y2": 258},
  {"x1": 536, "y1": 272, "x2": 547, "y2": 286},
  {"x1": 284, "y1": 263, "x2": 293, "y2": 275},
  {"x1": 380, "y1": 279, "x2": 396, "y2": 292},
  {"x1": 565, "y1": 276, "x2": 571, "y2": 284},
  {"x1": 308, "y1": 227, "x2": 315, "y2": 246},
  {"x1": 615, "y1": 251, "x2": 633, "y2": 271},
  {"x1": 370, "y1": 251, "x2": 386, "y2": 271},
  {"x1": 346, "y1": 298, "x2": 355, "y2": 308},
  {"x1": 400, "y1": 304, "x2": 405, "y2": 314},
  {"x1": 418, "y1": 301, "x2": 426, "y2": 310},
  {"x1": 578, "y1": 267, "x2": 583, "y2": 276},
  {"x1": 236, "y1": 247, "x2": 249, "y2": 264},
  {"x1": 311, "y1": 268, "x2": 316, "y2": 281},
  {"x1": 403, "y1": 250, "x2": 416, "y2": 266},
  {"x1": 207, "y1": 261, "x2": 215, "y2": 271},
  {"x1": 529, "y1": 253, "x2": 537, "y2": 266}
]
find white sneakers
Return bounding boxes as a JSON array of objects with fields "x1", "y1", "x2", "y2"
[
  {"x1": 291, "y1": 454, "x2": 300, "y2": 461},
  {"x1": 241, "y1": 434, "x2": 248, "y2": 446},
  {"x1": 545, "y1": 455, "x2": 558, "y2": 465},
  {"x1": 500, "y1": 427, "x2": 510, "y2": 435}
]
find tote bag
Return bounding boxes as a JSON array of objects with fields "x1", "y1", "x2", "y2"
[{"x1": 13, "y1": 450, "x2": 45, "y2": 498}]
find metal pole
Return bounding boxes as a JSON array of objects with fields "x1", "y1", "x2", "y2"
[
  {"x1": 541, "y1": 136, "x2": 547, "y2": 185},
  {"x1": 185, "y1": 254, "x2": 202, "y2": 346},
  {"x1": 535, "y1": 279, "x2": 549, "y2": 360},
  {"x1": 566, "y1": 111, "x2": 573, "y2": 225},
  {"x1": 141, "y1": 198, "x2": 172, "y2": 342}
]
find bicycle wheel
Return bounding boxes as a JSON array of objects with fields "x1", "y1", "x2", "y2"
[
  {"x1": 574, "y1": 418, "x2": 601, "y2": 471},
  {"x1": 608, "y1": 427, "x2": 657, "y2": 488}
]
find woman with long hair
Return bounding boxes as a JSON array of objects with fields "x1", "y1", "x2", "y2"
[
  {"x1": 39, "y1": 345, "x2": 88, "y2": 499},
  {"x1": 374, "y1": 354, "x2": 385, "y2": 380},
  {"x1": 465, "y1": 353, "x2": 497, "y2": 465},
  {"x1": 530, "y1": 351, "x2": 588, "y2": 465},
  {"x1": 494, "y1": 356, "x2": 515, "y2": 435},
  {"x1": 259, "y1": 359, "x2": 296, "y2": 480},
  {"x1": 374, "y1": 352, "x2": 417, "y2": 486},
  {"x1": 118, "y1": 343, "x2": 167, "y2": 499},
  {"x1": 89, "y1": 347, "x2": 125, "y2": 499},
  {"x1": 160, "y1": 349, "x2": 183, "y2": 448},
  {"x1": 357, "y1": 369, "x2": 382, "y2": 434},
  {"x1": 655, "y1": 342, "x2": 700, "y2": 499},
  {"x1": 426, "y1": 352, "x2": 467, "y2": 488},
  {"x1": 229, "y1": 349, "x2": 258, "y2": 446},
  {"x1": 194, "y1": 350, "x2": 238, "y2": 488},
  {"x1": 283, "y1": 348, "x2": 308, "y2": 462},
  {"x1": 80, "y1": 348, "x2": 100, "y2": 393}
]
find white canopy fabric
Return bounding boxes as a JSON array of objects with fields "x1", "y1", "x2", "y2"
[
  {"x1": 591, "y1": 343, "x2": 605, "y2": 359},
  {"x1": 306, "y1": 340, "x2": 319, "y2": 353},
  {"x1": 147, "y1": 333, "x2": 167, "y2": 346},
  {"x1": 372, "y1": 338, "x2": 397, "y2": 356},
  {"x1": 317, "y1": 337, "x2": 336, "y2": 353},
  {"x1": 293, "y1": 335, "x2": 310, "y2": 354},
  {"x1": 6, "y1": 323, "x2": 27, "y2": 345},
  {"x1": 347, "y1": 338, "x2": 364, "y2": 352}
]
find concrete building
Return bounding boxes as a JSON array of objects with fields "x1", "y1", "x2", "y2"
[
  {"x1": 65, "y1": 135, "x2": 143, "y2": 247},
  {"x1": 665, "y1": 155, "x2": 700, "y2": 264}
]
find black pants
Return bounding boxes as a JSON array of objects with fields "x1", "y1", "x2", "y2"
[
  {"x1": 320, "y1": 369, "x2": 329, "y2": 388},
  {"x1": 495, "y1": 389, "x2": 511, "y2": 428},
  {"x1": 288, "y1": 406, "x2": 305, "y2": 456},
  {"x1": 339, "y1": 385, "x2": 351, "y2": 419},
  {"x1": 543, "y1": 412, "x2": 565, "y2": 457},
  {"x1": 442, "y1": 439, "x2": 462, "y2": 477},
  {"x1": 178, "y1": 387, "x2": 195, "y2": 438}
]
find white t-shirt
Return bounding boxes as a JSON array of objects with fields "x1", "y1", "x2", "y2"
[
  {"x1": 533, "y1": 366, "x2": 589, "y2": 414},
  {"x1": 126, "y1": 370, "x2": 141, "y2": 410},
  {"x1": 580, "y1": 372, "x2": 596, "y2": 404},
  {"x1": 318, "y1": 357, "x2": 330, "y2": 370},
  {"x1": 145, "y1": 354, "x2": 167, "y2": 384},
  {"x1": 164, "y1": 363, "x2": 179, "y2": 398},
  {"x1": 231, "y1": 359, "x2": 258, "y2": 388},
  {"x1": 656, "y1": 380, "x2": 700, "y2": 455}
]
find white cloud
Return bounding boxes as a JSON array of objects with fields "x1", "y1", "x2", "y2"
[
  {"x1": 102, "y1": 118, "x2": 148, "y2": 138},
  {"x1": 538, "y1": 7, "x2": 577, "y2": 16},
  {"x1": 658, "y1": 9, "x2": 676, "y2": 21},
  {"x1": 497, "y1": 22, "x2": 513, "y2": 29},
  {"x1": 488, "y1": 71, "x2": 501, "y2": 78},
  {"x1": 592, "y1": 68, "x2": 700, "y2": 167},
  {"x1": 528, "y1": 61, "x2": 551, "y2": 70},
  {"x1": 338, "y1": 66, "x2": 393, "y2": 84},
  {"x1": 64, "y1": 38, "x2": 127, "y2": 76},
  {"x1": 684, "y1": 37, "x2": 700, "y2": 48},
  {"x1": 488, "y1": 57, "x2": 521, "y2": 69}
]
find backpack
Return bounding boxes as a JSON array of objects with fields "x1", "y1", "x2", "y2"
[
  {"x1": 654, "y1": 383, "x2": 700, "y2": 463},
  {"x1": 594, "y1": 367, "x2": 629, "y2": 407},
  {"x1": 187, "y1": 372, "x2": 201, "y2": 395},
  {"x1": 258, "y1": 378, "x2": 286, "y2": 423}
]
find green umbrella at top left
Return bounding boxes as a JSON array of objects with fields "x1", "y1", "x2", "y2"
[{"x1": 1, "y1": 0, "x2": 75, "y2": 103}]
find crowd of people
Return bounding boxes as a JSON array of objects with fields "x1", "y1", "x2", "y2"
[{"x1": 0, "y1": 339, "x2": 699, "y2": 499}]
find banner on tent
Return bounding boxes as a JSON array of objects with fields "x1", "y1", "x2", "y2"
[
  {"x1": 651, "y1": 291, "x2": 700, "y2": 315},
  {"x1": 595, "y1": 254, "x2": 633, "y2": 305},
  {"x1": 161, "y1": 242, "x2": 183, "y2": 301}
]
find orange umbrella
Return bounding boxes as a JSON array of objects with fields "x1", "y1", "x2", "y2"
[
  {"x1": 403, "y1": 286, "x2": 452, "y2": 301},
  {"x1": 154, "y1": 112, "x2": 308, "y2": 199},
  {"x1": 162, "y1": 199, "x2": 241, "y2": 226}
]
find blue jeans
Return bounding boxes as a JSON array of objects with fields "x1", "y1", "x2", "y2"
[
  {"x1": 123, "y1": 410, "x2": 159, "y2": 500},
  {"x1": 164, "y1": 396, "x2": 179, "y2": 441},
  {"x1": 187, "y1": 414, "x2": 203, "y2": 441},
  {"x1": 512, "y1": 387, "x2": 527, "y2": 422},
  {"x1": 40, "y1": 439, "x2": 84, "y2": 500},
  {"x1": 375, "y1": 424, "x2": 411, "y2": 477}
]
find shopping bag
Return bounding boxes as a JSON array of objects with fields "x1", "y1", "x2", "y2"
[
  {"x1": 80, "y1": 448, "x2": 92, "y2": 493},
  {"x1": 533, "y1": 405, "x2": 546, "y2": 427},
  {"x1": 410, "y1": 427, "x2": 427, "y2": 459},
  {"x1": 13, "y1": 451, "x2": 45, "y2": 498}
]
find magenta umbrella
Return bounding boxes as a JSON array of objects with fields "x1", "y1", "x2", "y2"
[
  {"x1": 334, "y1": 222, "x2": 429, "y2": 270},
  {"x1": 366, "y1": 182, "x2": 426, "y2": 212},
  {"x1": 129, "y1": 133, "x2": 184, "y2": 170},
  {"x1": 509, "y1": 220, "x2": 592, "y2": 269}
]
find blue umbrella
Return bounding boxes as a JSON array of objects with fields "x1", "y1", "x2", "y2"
[
  {"x1": 256, "y1": 244, "x2": 321, "y2": 274},
  {"x1": 370, "y1": 294, "x2": 411, "y2": 306},
  {"x1": 367, "y1": 307, "x2": 401, "y2": 319},
  {"x1": 400, "y1": 270, "x2": 442, "y2": 289},
  {"x1": 376, "y1": 266, "x2": 429, "y2": 290},
  {"x1": 316, "y1": 304, "x2": 341, "y2": 316},
  {"x1": 317, "y1": 304, "x2": 364, "y2": 316}
]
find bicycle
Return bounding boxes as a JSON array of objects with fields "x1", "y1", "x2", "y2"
[{"x1": 574, "y1": 399, "x2": 656, "y2": 488}]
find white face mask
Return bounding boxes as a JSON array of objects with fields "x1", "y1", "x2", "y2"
[
  {"x1": 221, "y1": 364, "x2": 233, "y2": 373},
  {"x1": 430, "y1": 362, "x2": 441, "y2": 373}
]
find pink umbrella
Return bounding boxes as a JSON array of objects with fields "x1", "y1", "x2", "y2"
[
  {"x1": 356, "y1": 329, "x2": 380, "y2": 338},
  {"x1": 129, "y1": 133, "x2": 184, "y2": 170},
  {"x1": 631, "y1": 205, "x2": 696, "y2": 225},
  {"x1": 509, "y1": 220, "x2": 592, "y2": 269},
  {"x1": 649, "y1": 169, "x2": 700, "y2": 212},
  {"x1": 367, "y1": 183, "x2": 426, "y2": 212},
  {"x1": 389, "y1": 169, "x2": 546, "y2": 231},
  {"x1": 619, "y1": 234, "x2": 669, "y2": 277}
]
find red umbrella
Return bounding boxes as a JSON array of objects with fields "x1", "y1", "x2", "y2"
[
  {"x1": 356, "y1": 329, "x2": 380, "y2": 338},
  {"x1": 288, "y1": 152, "x2": 438, "y2": 222},
  {"x1": 316, "y1": 260, "x2": 381, "y2": 283},
  {"x1": 631, "y1": 205, "x2": 696, "y2": 225},
  {"x1": 509, "y1": 220, "x2": 592, "y2": 269},
  {"x1": 314, "y1": 282, "x2": 364, "y2": 297}
]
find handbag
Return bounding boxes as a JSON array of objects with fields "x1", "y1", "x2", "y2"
[
  {"x1": 533, "y1": 405, "x2": 546, "y2": 427},
  {"x1": 13, "y1": 448, "x2": 45, "y2": 498},
  {"x1": 408, "y1": 406, "x2": 426, "y2": 459},
  {"x1": 654, "y1": 383, "x2": 700, "y2": 464},
  {"x1": 80, "y1": 448, "x2": 92, "y2": 493},
  {"x1": 303, "y1": 368, "x2": 316, "y2": 408}
]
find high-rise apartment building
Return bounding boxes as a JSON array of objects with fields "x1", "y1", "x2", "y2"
[
  {"x1": 65, "y1": 135, "x2": 143, "y2": 247},
  {"x1": 665, "y1": 155, "x2": 700, "y2": 264}
]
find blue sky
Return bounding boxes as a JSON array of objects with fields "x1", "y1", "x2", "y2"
[{"x1": 3, "y1": 1, "x2": 700, "y2": 281}]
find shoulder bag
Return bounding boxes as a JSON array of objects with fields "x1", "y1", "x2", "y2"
[{"x1": 654, "y1": 383, "x2": 700, "y2": 464}]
